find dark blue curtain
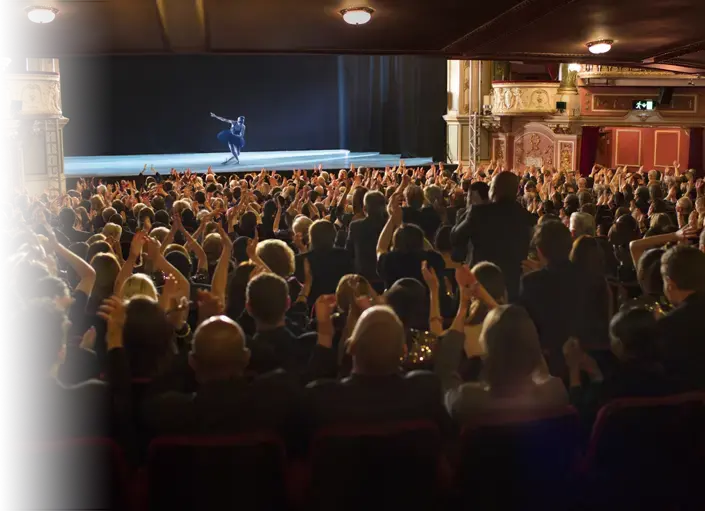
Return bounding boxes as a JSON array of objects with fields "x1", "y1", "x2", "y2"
[{"x1": 337, "y1": 56, "x2": 446, "y2": 161}]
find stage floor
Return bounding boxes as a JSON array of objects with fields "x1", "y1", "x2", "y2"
[{"x1": 64, "y1": 149, "x2": 433, "y2": 177}]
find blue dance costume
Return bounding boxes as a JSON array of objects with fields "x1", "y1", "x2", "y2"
[{"x1": 211, "y1": 113, "x2": 246, "y2": 164}]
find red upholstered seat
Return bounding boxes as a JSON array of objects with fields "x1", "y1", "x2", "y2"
[
  {"x1": 455, "y1": 406, "x2": 582, "y2": 510},
  {"x1": 29, "y1": 437, "x2": 131, "y2": 511},
  {"x1": 145, "y1": 432, "x2": 288, "y2": 511},
  {"x1": 306, "y1": 420, "x2": 446, "y2": 511},
  {"x1": 582, "y1": 392, "x2": 705, "y2": 509}
]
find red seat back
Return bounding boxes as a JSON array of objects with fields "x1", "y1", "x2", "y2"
[
  {"x1": 28, "y1": 437, "x2": 130, "y2": 511},
  {"x1": 456, "y1": 406, "x2": 581, "y2": 510},
  {"x1": 583, "y1": 392, "x2": 705, "y2": 507},
  {"x1": 309, "y1": 420, "x2": 443, "y2": 511},
  {"x1": 147, "y1": 432, "x2": 287, "y2": 511}
]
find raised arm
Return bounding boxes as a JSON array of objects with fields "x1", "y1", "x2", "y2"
[
  {"x1": 43, "y1": 221, "x2": 96, "y2": 296},
  {"x1": 629, "y1": 226, "x2": 698, "y2": 267},
  {"x1": 211, "y1": 223, "x2": 233, "y2": 304},
  {"x1": 210, "y1": 112, "x2": 233, "y2": 124},
  {"x1": 376, "y1": 192, "x2": 402, "y2": 258},
  {"x1": 114, "y1": 231, "x2": 145, "y2": 297}
]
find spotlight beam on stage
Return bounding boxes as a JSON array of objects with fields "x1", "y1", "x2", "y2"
[{"x1": 64, "y1": 150, "x2": 434, "y2": 177}]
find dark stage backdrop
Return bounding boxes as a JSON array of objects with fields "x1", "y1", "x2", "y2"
[{"x1": 60, "y1": 55, "x2": 446, "y2": 161}]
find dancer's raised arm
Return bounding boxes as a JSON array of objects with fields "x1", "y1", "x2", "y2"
[{"x1": 210, "y1": 112, "x2": 234, "y2": 124}]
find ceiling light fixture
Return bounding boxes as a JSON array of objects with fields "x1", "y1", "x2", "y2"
[
  {"x1": 586, "y1": 39, "x2": 613, "y2": 55},
  {"x1": 26, "y1": 6, "x2": 58, "y2": 24},
  {"x1": 568, "y1": 63, "x2": 581, "y2": 72},
  {"x1": 341, "y1": 7, "x2": 373, "y2": 25}
]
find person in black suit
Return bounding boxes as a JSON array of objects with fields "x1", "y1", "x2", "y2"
[
  {"x1": 345, "y1": 191, "x2": 387, "y2": 292},
  {"x1": 294, "y1": 219, "x2": 354, "y2": 307},
  {"x1": 141, "y1": 316, "x2": 302, "y2": 437},
  {"x1": 56, "y1": 207, "x2": 91, "y2": 245},
  {"x1": 246, "y1": 273, "x2": 336, "y2": 381},
  {"x1": 657, "y1": 245, "x2": 705, "y2": 389},
  {"x1": 305, "y1": 305, "x2": 451, "y2": 433},
  {"x1": 451, "y1": 172, "x2": 536, "y2": 301},
  {"x1": 518, "y1": 219, "x2": 590, "y2": 373},
  {"x1": 0, "y1": 299, "x2": 130, "y2": 440}
]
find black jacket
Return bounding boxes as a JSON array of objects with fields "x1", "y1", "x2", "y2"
[
  {"x1": 451, "y1": 200, "x2": 536, "y2": 300},
  {"x1": 346, "y1": 216, "x2": 386, "y2": 284},
  {"x1": 658, "y1": 292, "x2": 705, "y2": 390}
]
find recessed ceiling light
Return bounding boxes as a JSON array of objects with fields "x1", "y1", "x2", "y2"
[
  {"x1": 341, "y1": 7, "x2": 373, "y2": 25},
  {"x1": 568, "y1": 63, "x2": 581, "y2": 72},
  {"x1": 26, "y1": 6, "x2": 58, "y2": 23},
  {"x1": 586, "y1": 39, "x2": 613, "y2": 55}
]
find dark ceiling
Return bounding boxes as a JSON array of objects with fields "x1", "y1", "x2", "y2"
[{"x1": 5, "y1": 0, "x2": 705, "y2": 72}]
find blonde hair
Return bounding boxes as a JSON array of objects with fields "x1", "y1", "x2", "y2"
[
  {"x1": 203, "y1": 233, "x2": 223, "y2": 263},
  {"x1": 103, "y1": 222, "x2": 122, "y2": 241},
  {"x1": 164, "y1": 243, "x2": 192, "y2": 264},
  {"x1": 90, "y1": 194, "x2": 105, "y2": 212},
  {"x1": 133, "y1": 203, "x2": 147, "y2": 217},
  {"x1": 150, "y1": 227, "x2": 170, "y2": 244},
  {"x1": 256, "y1": 239, "x2": 295, "y2": 277},
  {"x1": 173, "y1": 200, "x2": 191, "y2": 217},
  {"x1": 121, "y1": 273, "x2": 158, "y2": 300},
  {"x1": 87, "y1": 233, "x2": 106, "y2": 245},
  {"x1": 91, "y1": 252, "x2": 120, "y2": 299}
]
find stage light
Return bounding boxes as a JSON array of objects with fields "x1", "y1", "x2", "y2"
[
  {"x1": 568, "y1": 63, "x2": 581, "y2": 72},
  {"x1": 26, "y1": 6, "x2": 58, "y2": 24},
  {"x1": 586, "y1": 40, "x2": 613, "y2": 55},
  {"x1": 341, "y1": 7, "x2": 373, "y2": 25}
]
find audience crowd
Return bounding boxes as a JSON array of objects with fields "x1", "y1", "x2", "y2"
[{"x1": 8, "y1": 160, "x2": 705, "y2": 509}]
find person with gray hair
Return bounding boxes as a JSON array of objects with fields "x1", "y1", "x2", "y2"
[{"x1": 570, "y1": 211, "x2": 596, "y2": 238}]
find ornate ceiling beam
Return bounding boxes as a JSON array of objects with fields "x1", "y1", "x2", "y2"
[{"x1": 642, "y1": 40, "x2": 705, "y2": 64}]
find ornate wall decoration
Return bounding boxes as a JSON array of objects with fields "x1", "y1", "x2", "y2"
[
  {"x1": 493, "y1": 139, "x2": 506, "y2": 163},
  {"x1": 559, "y1": 141, "x2": 574, "y2": 172},
  {"x1": 577, "y1": 65, "x2": 695, "y2": 79},
  {"x1": 7, "y1": 72, "x2": 63, "y2": 117},
  {"x1": 491, "y1": 82, "x2": 560, "y2": 115},
  {"x1": 514, "y1": 131, "x2": 555, "y2": 170},
  {"x1": 461, "y1": 61, "x2": 470, "y2": 114},
  {"x1": 592, "y1": 94, "x2": 697, "y2": 113}
]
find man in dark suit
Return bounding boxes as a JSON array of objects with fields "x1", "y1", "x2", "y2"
[
  {"x1": 451, "y1": 172, "x2": 536, "y2": 300},
  {"x1": 295, "y1": 219, "x2": 354, "y2": 306},
  {"x1": 345, "y1": 191, "x2": 387, "y2": 291},
  {"x1": 518, "y1": 219, "x2": 590, "y2": 373},
  {"x1": 56, "y1": 207, "x2": 91, "y2": 245},
  {"x1": 657, "y1": 245, "x2": 705, "y2": 390},
  {"x1": 0, "y1": 299, "x2": 130, "y2": 440},
  {"x1": 305, "y1": 305, "x2": 451, "y2": 434},
  {"x1": 246, "y1": 273, "x2": 336, "y2": 381},
  {"x1": 142, "y1": 316, "x2": 302, "y2": 436}
]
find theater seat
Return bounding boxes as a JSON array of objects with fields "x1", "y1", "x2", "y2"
[
  {"x1": 455, "y1": 406, "x2": 581, "y2": 510},
  {"x1": 582, "y1": 392, "x2": 705, "y2": 510},
  {"x1": 28, "y1": 437, "x2": 131, "y2": 511},
  {"x1": 145, "y1": 432, "x2": 287, "y2": 511},
  {"x1": 307, "y1": 420, "x2": 445, "y2": 511}
]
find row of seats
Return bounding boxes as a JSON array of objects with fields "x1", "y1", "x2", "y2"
[{"x1": 35, "y1": 392, "x2": 705, "y2": 510}]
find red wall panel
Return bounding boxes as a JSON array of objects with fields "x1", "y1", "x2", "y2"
[{"x1": 602, "y1": 127, "x2": 690, "y2": 170}]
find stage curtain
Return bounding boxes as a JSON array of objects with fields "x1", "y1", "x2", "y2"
[
  {"x1": 337, "y1": 56, "x2": 446, "y2": 162},
  {"x1": 688, "y1": 127, "x2": 704, "y2": 177},
  {"x1": 579, "y1": 126, "x2": 600, "y2": 176}
]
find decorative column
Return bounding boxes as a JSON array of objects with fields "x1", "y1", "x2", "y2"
[
  {"x1": 443, "y1": 60, "x2": 493, "y2": 165},
  {"x1": 557, "y1": 63, "x2": 581, "y2": 118},
  {"x1": 3, "y1": 58, "x2": 69, "y2": 196}
]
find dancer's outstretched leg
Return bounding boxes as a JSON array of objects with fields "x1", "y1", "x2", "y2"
[
  {"x1": 223, "y1": 142, "x2": 237, "y2": 164},
  {"x1": 233, "y1": 145, "x2": 240, "y2": 164}
]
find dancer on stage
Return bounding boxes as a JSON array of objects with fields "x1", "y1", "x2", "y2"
[{"x1": 211, "y1": 112, "x2": 246, "y2": 164}]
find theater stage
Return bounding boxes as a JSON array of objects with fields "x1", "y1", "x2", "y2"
[{"x1": 64, "y1": 149, "x2": 433, "y2": 178}]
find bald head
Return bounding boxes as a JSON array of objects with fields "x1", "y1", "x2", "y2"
[
  {"x1": 349, "y1": 306, "x2": 405, "y2": 375},
  {"x1": 190, "y1": 316, "x2": 249, "y2": 381}
]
